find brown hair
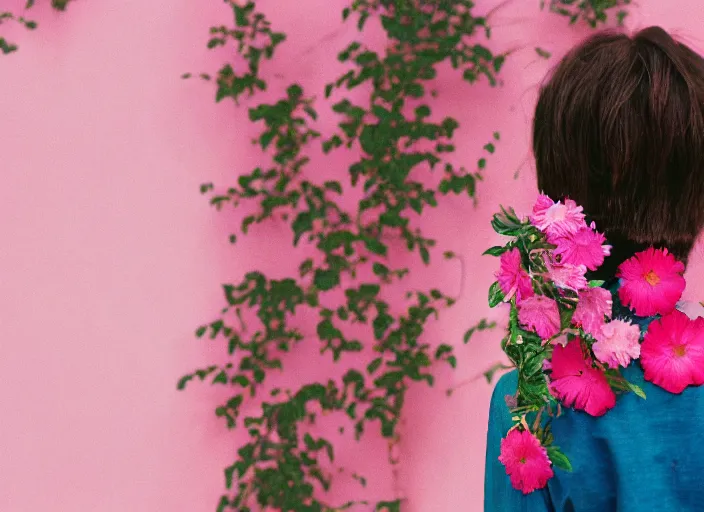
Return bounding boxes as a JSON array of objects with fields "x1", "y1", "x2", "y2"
[{"x1": 533, "y1": 26, "x2": 704, "y2": 268}]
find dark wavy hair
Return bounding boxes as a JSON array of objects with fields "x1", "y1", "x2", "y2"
[{"x1": 533, "y1": 27, "x2": 704, "y2": 274}]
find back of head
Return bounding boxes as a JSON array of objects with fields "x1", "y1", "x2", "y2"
[{"x1": 533, "y1": 26, "x2": 704, "y2": 266}]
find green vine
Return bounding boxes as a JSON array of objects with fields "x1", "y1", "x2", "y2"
[
  {"x1": 180, "y1": 0, "x2": 501, "y2": 510},
  {"x1": 1, "y1": 0, "x2": 72, "y2": 55},
  {"x1": 181, "y1": 0, "x2": 633, "y2": 509},
  {"x1": 542, "y1": 0, "x2": 631, "y2": 27}
]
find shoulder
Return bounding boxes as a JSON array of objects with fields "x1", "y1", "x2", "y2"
[
  {"x1": 488, "y1": 369, "x2": 518, "y2": 432},
  {"x1": 491, "y1": 369, "x2": 518, "y2": 402}
]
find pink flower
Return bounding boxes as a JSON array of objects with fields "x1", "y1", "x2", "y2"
[
  {"x1": 550, "y1": 222, "x2": 611, "y2": 271},
  {"x1": 545, "y1": 258, "x2": 588, "y2": 291},
  {"x1": 518, "y1": 295, "x2": 561, "y2": 340},
  {"x1": 572, "y1": 287, "x2": 613, "y2": 337},
  {"x1": 592, "y1": 319, "x2": 642, "y2": 368},
  {"x1": 640, "y1": 310, "x2": 704, "y2": 393},
  {"x1": 496, "y1": 248, "x2": 534, "y2": 302},
  {"x1": 549, "y1": 339, "x2": 616, "y2": 416},
  {"x1": 551, "y1": 333, "x2": 569, "y2": 347},
  {"x1": 498, "y1": 428, "x2": 554, "y2": 494},
  {"x1": 617, "y1": 247, "x2": 686, "y2": 317},
  {"x1": 530, "y1": 194, "x2": 586, "y2": 237}
]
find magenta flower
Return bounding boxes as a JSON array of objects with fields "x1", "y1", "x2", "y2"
[
  {"x1": 592, "y1": 319, "x2": 642, "y2": 368},
  {"x1": 550, "y1": 222, "x2": 611, "y2": 271},
  {"x1": 617, "y1": 247, "x2": 686, "y2": 317},
  {"x1": 640, "y1": 310, "x2": 704, "y2": 393},
  {"x1": 549, "y1": 339, "x2": 616, "y2": 416},
  {"x1": 545, "y1": 258, "x2": 588, "y2": 291},
  {"x1": 498, "y1": 428, "x2": 554, "y2": 494},
  {"x1": 518, "y1": 295, "x2": 561, "y2": 340},
  {"x1": 496, "y1": 248, "x2": 534, "y2": 302},
  {"x1": 530, "y1": 194, "x2": 586, "y2": 237},
  {"x1": 571, "y1": 287, "x2": 613, "y2": 337}
]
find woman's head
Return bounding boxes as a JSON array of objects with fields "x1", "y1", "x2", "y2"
[{"x1": 533, "y1": 26, "x2": 704, "y2": 264}]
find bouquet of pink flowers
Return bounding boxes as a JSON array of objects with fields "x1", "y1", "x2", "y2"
[{"x1": 486, "y1": 194, "x2": 704, "y2": 494}]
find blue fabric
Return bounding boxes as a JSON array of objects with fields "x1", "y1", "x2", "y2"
[{"x1": 485, "y1": 365, "x2": 704, "y2": 511}]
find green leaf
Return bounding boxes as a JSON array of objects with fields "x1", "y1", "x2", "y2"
[
  {"x1": 415, "y1": 105, "x2": 431, "y2": 118},
  {"x1": 493, "y1": 55, "x2": 505, "y2": 72},
  {"x1": 488, "y1": 281, "x2": 505, "y2": 308},
  {"x1": 357, "y1": 11, "x2": 369, "y2": 30},
  {"x1": 376, "y1": 500, "x2": 401, "y2": 512},
  {"x1": 483, "y1": 245, "x2": 507, "y2": 257},
  {"x1": 0, "y1": 38, "x2": 18, "y2": 55},
  {"x1": 286, "y1": 84, "x2": 303, "y2": 99},
  {"x1": 420, "y1": 246, "x2": 430, "y2": 265},
  {"x1": 372, "y1": 263, "x2": 389, "y2": 276},
  {"x1": 292, "y1": 211, "x2": 313, "y2": 245},
  {"x1": 435, "y1": 344, "x2": 453, "y2": 359},
  {"x1": 559, "y1": 306, "x2": 575, "y2": 329},
  {"x1": 626, "y1": 381, "x2": 647, "y2": 400},
  {"x1": 588, "y1": 280, "x2": 605, "y2": 288},
  {"x1": 176, "y1": 374, "x2": 193, "y2": 390},
  {"x1": 224, "y1": 464, "x2": 236, "y2": 489},
  {"x1": 464, "y1": 318, "x2": 497, "y2": 343},
  {"x1": 323, "y1": 180, "x2": 343, "y2": 194},
  {"x1": 546, "y1": 446, "x2": 573, "y2": 472},
  {"x1": 367, "y1": 357, "x2": 383, "y2": 374},
  {"x1": 483, "y1": 362, "x2": 512, "y2": 383},
  {"x1": 314, "y1": 269, "x2": 340, "y2": 291},
  {"x1": 231, "y1": 375, "x2": 250, "y2": 388},
  {"x1": 536, "y1": 47, "x2": 552, "y2": 59},
  {"x1": 364, "y1": 238, "x2": 387, "y2": 256}
]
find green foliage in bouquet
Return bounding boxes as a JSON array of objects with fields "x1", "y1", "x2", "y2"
[{"x1": 484, "y1": 206, "x2": 646, "y2": 472}]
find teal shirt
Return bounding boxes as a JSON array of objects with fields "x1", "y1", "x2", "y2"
[{"x1": 484, "y1": 356, "x2": 704, "y2": 511}]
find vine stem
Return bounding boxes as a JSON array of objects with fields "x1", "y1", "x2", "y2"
[
  {"x1": 446, "y1": 361, "x2": 510, "y2": 395},
  {"x1": 388, "y1": 428, "x2": 405, "y2": 506}
]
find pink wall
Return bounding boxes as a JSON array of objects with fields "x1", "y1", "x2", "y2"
[{"x1": 2, "y1": 1, "x2": 704, "y2": 510}]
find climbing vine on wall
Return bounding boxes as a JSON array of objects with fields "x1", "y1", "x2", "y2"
[
  {"x1": 0, "y1": 0, "x2": 72, "y2": 55},
  {"x1": 179, "y1": 0, "x2": 631, "y2": 511},
  {"x1": 542, "y1": 0, "x2": 631, "y2": 27}
]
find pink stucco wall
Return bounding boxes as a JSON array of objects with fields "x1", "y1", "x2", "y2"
[{"x1": 2, "y1": 1, "x2": 704, "y2": 510}]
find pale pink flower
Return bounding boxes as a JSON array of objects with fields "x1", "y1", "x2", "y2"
[
  {"x1": 640, "y1": 310, "x2": 704, "y2": 393},
  {"x1": 545, "y1": 258, "x2": 588, "y2": 291},
  {"x1": 571, "y1": 287, "x2": 613, "y2": 337},
  {"x1": 617, "y1": 247, "x2": 686, "y2": 317},
  {"x1": 549, "y1": 339, "x2": 616, "y2": 416},
  {"x1": 592, "y1": 319, "x2": 642, "y2": 368},
  {"x1": 530, "y1": 194, "x2": 586, "y2": 237},
  {"x1": 518, "y1": 295, "x2": 561, "y2": 340},
  {"x1": 496, "y1": 248, "x2": 534, "y2": 302},
  {"x1": 498, "y1": 429, "x2": 554, "y2": 494},
  {"x1": 550, "y1": 222, "x2": 611, "y2": 271},
  {"x1": 552, "y1": 334, "x2": 569, "y2": 347}
]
